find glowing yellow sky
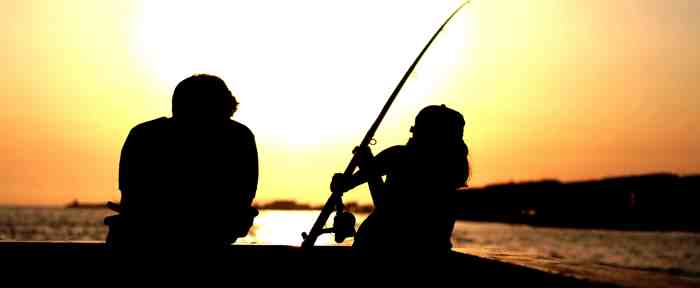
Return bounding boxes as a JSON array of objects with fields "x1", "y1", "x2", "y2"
[{"x1": 1, "y1": 0, "x2": 698, "y2": 206}]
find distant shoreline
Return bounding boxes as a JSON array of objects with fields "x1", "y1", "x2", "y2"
[
  {"x1": 6, "y1": 172, "x2": 699, "y2": 233},
  {"x1": 59, "y1": 200, "x2": 375, "y2": 214}
]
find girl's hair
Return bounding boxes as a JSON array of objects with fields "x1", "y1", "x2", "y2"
[{"x1": 463, "y1": 140, "x2": 471, "y2": 185}]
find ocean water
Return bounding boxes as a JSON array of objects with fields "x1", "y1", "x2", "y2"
[
  {"x1": 452, "y1": 222, "x2": 700, "y2": 288},
  {"x1": 1, "y1": 207, "x2": 699, "y2": 288}
]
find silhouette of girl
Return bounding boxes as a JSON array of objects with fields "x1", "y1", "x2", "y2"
[{"x1": 331, "y1": 105, "x2": 469, "y2": 256}]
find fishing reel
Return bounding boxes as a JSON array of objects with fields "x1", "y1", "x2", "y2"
[
  {"x1": 333, "y1": 211, "x2": 356, "y2": 243},
  {"x1": 301, "y1": 210, "x2": 356, "y2": 243}
]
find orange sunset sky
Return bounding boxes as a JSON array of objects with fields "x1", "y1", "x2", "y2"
[{"x1": 1, "y1": 0, "x2": 698, "y2": 206}]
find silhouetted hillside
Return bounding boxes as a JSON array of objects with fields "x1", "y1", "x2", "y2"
[{"x1": 456, "y1": 173, "x2": 700, "y2": 232}]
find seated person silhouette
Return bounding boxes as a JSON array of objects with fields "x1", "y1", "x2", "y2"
[
  {"x1": 331, "y1": 105, "x2": 469, "y2": 256},
  {"x1": 105, "y1": 74, "x2": 258, "y2": 252}
]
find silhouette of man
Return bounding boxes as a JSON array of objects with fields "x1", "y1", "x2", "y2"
[
  {"x1": 107, "y1": 74, "x2": 258, "y2": 252},
  {"x1": 331, "y1": 105, "x2": 469, "y2": 256}
]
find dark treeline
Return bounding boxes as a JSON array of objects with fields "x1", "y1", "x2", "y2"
[{"x1": 456, "y1": 173, "x2": 700, "y2": 232}]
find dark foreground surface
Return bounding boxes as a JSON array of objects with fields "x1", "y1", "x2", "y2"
[{"x1": 0, "y1": 241, "x2": 620, "y2": 287}]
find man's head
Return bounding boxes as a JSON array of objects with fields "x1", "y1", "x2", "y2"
[{"x1": 172, "y1": 74, "x2": 238, "y2": 121}]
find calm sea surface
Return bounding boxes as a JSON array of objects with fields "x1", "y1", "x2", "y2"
[{"x1": 1, "y1": 207, "x2": 699, "y2": 288}]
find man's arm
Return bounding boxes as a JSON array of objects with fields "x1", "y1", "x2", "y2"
[
  {"x1": 117, "y1": 127, "x2": 139, "y2": 213},
  {"x1": 241, "y1": 127, "x2": 259, "y2": 206},
  {"x1": 228, "y1": 126, "x2": 259, "y2": 240}
]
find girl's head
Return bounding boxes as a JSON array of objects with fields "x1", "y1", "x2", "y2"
[
  {"x1": 409, "y1": 105, "x2": 470, "y2": 185},
  {"x1": 410, "y1": 104, "x2": 465, "y2": 147}
]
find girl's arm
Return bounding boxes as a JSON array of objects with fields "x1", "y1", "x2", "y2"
[
  {"x1": 330, "y1": 146, "x2": 398, "y2": 209},
  {"x1": 356, "y1": 147, "x2": 387, "y2": 209},
  {"x1": 330, "y1": 147, "x2": 380, "y2": 192}
]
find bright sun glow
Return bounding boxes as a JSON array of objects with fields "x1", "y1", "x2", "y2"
[
  {"x1": 3, "y1": 0, "x2": 700, "y2": 206},
  {"x1": 236, "y1": 210, "x2": 368, "y2": 246},
  {"x1": 133, "y1": 0, "x2": 471, "y2": 146}
]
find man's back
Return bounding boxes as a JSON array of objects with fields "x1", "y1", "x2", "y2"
[
  {"x1": 106, "y1": 74, "x2": 258, "y2": 251},
  {"x1": 115, "y1": 116, "x2": 258, "y2": 248}
]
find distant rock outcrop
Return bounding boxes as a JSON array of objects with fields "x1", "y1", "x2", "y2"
[{"x1": 65, "y1": 199, "x2": 109, "y2": 209}]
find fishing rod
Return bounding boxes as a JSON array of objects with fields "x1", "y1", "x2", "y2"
[{"x1": 301, "y1": 1, "x2": 470, "y2": 248}]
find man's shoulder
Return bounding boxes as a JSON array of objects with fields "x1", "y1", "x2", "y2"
[
  {"x1": 128, "y1": 117, "x2": 171, "y2": 137},
  {"x1": 132, "y1": 117, "x2": 170, "y2": 130},
  {"x1": 226, "y1": 120, "x2": 255, "y2": 139}
]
